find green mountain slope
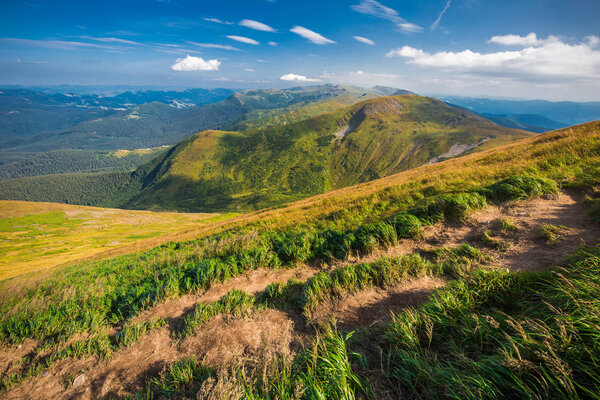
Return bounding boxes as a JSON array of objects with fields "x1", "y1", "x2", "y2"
[{"x1": 127, "y1": 95, "x2": 532, "y2": 211}]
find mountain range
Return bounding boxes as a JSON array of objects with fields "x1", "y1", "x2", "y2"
[{"x1": 0, "y1": 94, "x2": 531, "y2": 211}]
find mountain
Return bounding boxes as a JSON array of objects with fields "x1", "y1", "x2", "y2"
[
  {"x1": 481, "y1": 113, "x2": 568, "y2": 133},
  {"x1": 442, "y1": 96, "x2": 600, "y2": 126},
  {"x1": 0, "y1": 85, "x2": 377, "y2": 158},
  {"x1": 126, "y1": 95, "x2": 531, "y2": 211},
  {"x1": 0, "y1": 94, "x2": 532, "y2": 211}
]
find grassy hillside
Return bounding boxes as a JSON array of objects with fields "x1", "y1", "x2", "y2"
[
  {"x1": 0, "y1": 147, "x2": 168, "y2": 180},
  {"x1": 0, "y1": 121, "x2": 598, "y2": 398},
  {"x1": 0, "y1": 201, "x2": 235, "y2": 280},
  {"x1": 128, "y1": 95, "x2": 531, "y2": 212}
]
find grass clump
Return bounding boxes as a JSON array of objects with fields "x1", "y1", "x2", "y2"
[
  {"x1": 381, "y1": 245, "x2": 600, "y2": 399},
  {"x1": 149, "y1": 356, "x2": 214, "y2": 398},
  {"x1": 352, "y1": 222, "x2": 398, "y2": 254},
  {"x1": 390, "y1": 213, "x2": 423, "y2": 239},
  {"x1": 479, "y1": 229, "x2": 511, "y2": 251},
  {"x1": 497, "y1": 217, "x2": 518, "y2": 232},
  {"x1": 409, "y1": 192, "x2": 487, "y2": 224},
  {"x1": 479, "y1": 174, "x2": 558, "y2": 203},
  {"x1": 539, "y1": 224, "x2": 567, "y2": 244},
  {"x1": 303, "y1": 254, "x2": 435, "y2": 315},
  {"x1": 181, "y1": 289, "x2": 259, "y2": 338}
]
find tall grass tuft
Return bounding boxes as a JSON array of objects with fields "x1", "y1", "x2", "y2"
[{"x1": 382, "y1": 245, "x2": 600, "y2": 399}]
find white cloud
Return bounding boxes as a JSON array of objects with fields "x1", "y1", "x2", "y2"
[
  {"x1": 0, "y1": 37, "x2": 122, "y2": 51},
  {"x1": 245, "y1": 68, "x2": 255, "y2": 72},
  {"x1": 290, "y1": 26, "x2": 336, "y2": 45},
  {"x1": 226, "y1": 35, "x2": 259, "y2": 45},
  {"x1": 171, "y1": 55, "x2": 220, "y2": 71},
  {"x1": 353, "y1": 36, "x2": 375, "y2": 45},
  {"x1": 488, "y1": 32, "x2": 546, "y2": 46},
  {"x1": 257, "y1": 59, "x2": 267, "y2": 63},
  {"x1": 187, "y1": 41, "x2": 240, "y2": 51},
  {"x1": 280, "y1": 73, "x2": 321, "y2": 82},
  {"x1": 268, "y1": 41, "x2": 278, "y2": 46},
  {"x1": 80, "y1": 36, "x2": 141, "y2": 45},
  {"x1": 351, "y1": 0, "x2": 423, "y2": 34},
  {"x1": 239, "y1": 19, "x2": 276, "y2": 32},
  {"x1": 587, "y1": 35, "x2": 600, "y2": 48},
  {"x1": 203, "y1": 17, "x2": 233, "y2": 25},
  {"x1": 398, "y1": 23, "x2": 423, "y2": 33},
  {"x1": 431, "y1": 0, "x2": 451, "y2": 31},
  {"x1": 386, "y1": 35, "x2": 600, "y2": 82}
]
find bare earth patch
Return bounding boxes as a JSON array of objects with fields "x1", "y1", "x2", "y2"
[{"x1": 310, "y1": 276, "x2": 447, "y2": 330}]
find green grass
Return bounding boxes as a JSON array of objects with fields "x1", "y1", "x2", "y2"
[
  {"x1": 181, "y1": 289, "x2": 260, "y2": 338},
  {"x1": 381, "y1": 246, "x2": 600, "y2": 399},
  {"x1": 1, "y1": 120, "x2": 599, "y2": 396},
  {"x1": 134, "y1": 324, "x2": 372, "y2": 400},
  {"x1": 539, "y1": 224, "x2": 568, "y2": 244}
]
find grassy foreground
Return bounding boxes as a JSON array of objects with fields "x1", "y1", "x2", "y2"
[
  {"x1": 0, "y1": 201, "x2": 235, "y2": 280},
  {"x1": 0, "y1": 121, "x2": 599, "y2": 397}
]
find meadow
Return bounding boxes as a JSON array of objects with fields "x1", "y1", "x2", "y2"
[{"x1": 0, "y1": 201, "x2": 235, "y2": 280}]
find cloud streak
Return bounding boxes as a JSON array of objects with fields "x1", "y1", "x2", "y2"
[
  {"x1": 187, "y1": 41, "x2": 240, "y2": 51},
  {"x1": 0, "y1": 37, "x2": 123, "y2": 51},
  {"x1": 80, "y1": 36, "x2": 142, "y2": 45},
  {"x1": 353, "y1": 36, "x2": 375, "y2": 45},
  {"x1": 203, "y1": 17, "x2": 233, "y2": 25},
  {"x1": 239, "y1": 19, "x2": 276, "y2": 32},
  {"x1": 171, "y1": 55, "x2": 220, "y2": 71},
  {"x1": 227, "y1": 35, "x2": 259, "y2": 45},
  {"x1": 351, "y1": 0, "x2": 423, "y2": 33},
  {"x1": 290, "y1": 26, "x2": 336, "y2": 45},
  {"x1": 431, "y1": 0, "x2": 451, "y2": 31}
]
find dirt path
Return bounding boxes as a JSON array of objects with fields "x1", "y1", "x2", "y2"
[{"x1": 311, "y1": 276, "x2": 447, "y2": 330}]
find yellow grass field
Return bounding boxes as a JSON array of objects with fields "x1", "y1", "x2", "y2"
[{"x1": 0, "y1": 201, "x2": 236, "y2": 281}]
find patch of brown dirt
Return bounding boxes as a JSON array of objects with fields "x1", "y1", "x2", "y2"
[
  {"x1": 310, "y1": 276, "x2": 446, "y2": 329},
  {"x1": 133, "y1": 266, "x2": 319, "y2": 325},
  {"x1": 0, "y1": 339, "x2": 38, "y2": 377},
  {"x1": 4, "y1": 310, "x2": 298, "y2": 400}
]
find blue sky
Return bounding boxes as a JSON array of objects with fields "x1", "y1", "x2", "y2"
[{"x1": 1, "y1": 0, "x2": 599, "y2": 100}]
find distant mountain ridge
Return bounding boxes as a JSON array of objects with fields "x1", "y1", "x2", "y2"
[
  {"x1": 0, "y1": 85, "x2": 381, "y2": 158},
  {"x1": 442, "y1": 96, "x2": 600, "y2": 126}
]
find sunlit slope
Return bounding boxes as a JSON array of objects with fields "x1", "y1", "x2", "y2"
[
  {"x1": 128, "y1": 95, "x2": 532, "y2": 212},
  {"x1": 0, "y1": 201, "x2": 234, "y2": 280}
]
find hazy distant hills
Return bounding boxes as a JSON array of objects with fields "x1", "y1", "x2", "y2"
[
  {"x1": 443, "y1": 96, "x2": 600, "y2": 127},
  {"x1": 0, "y1": 85, "x2": 378, "y2": 160}
]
